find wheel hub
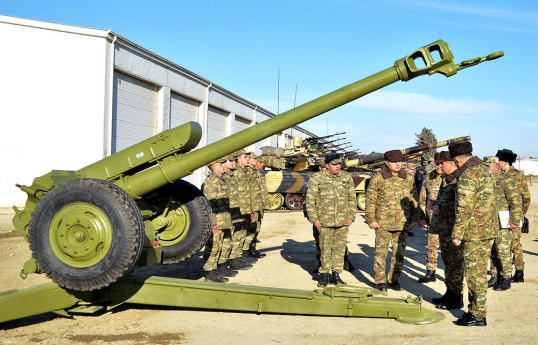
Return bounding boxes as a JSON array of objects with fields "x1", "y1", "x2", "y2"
[{"x1": 49, "y1": 203, "x2": 113, "y2": 268}]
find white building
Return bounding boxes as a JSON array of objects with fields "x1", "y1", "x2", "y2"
[
  {"x1": 515, "y1": 158, "x2": 538, "y2": 176},
  {"x1": 0, "y1": 15, "x2": 316, "y2": 207}
]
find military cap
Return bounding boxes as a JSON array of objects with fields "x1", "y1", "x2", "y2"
[
  {"x1": 224, "y1": 154, "x2": 235, "y2": 161},
  {"x1": 325, "y1": 152, "x2": 342, "y2": 165},
  {"x1": 384, "y1": 150, "x2": 403, "y2": 162},
  {"x1": 233, "y1": 149, "x2": 246, "y2": 157},
  {"x1": 449, "y1": 141, "x2": 473, "y2": 157},
  {"x1": 483, "y1": 156, "x2": 499, "y2": 166},
  {"x1": 207, "y1": 157, "x2": 227, "y2": 168},
  {"x1": 433, "y1": 152, "x2": 441, "y2": 163},
  {"x1": 496, "y1": 148, "x2": 517, "y2": 164},
  {"x1": 249, "y1": 153, "x2": 260, "y2": 160},
  {"x1": 438, "y1": 151, "x2": 452, "y2": 163}
]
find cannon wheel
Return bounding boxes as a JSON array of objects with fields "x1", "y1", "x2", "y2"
[
  {"x1": 267, "y1": 193, "x2": 285, "y2": 210},
  {"x1": 284, "y1": 193, "x2": 305, "y2": 210},
  {"x1": 28, "y1": 178, "x2": 145, "y2": 291},
  {"x1": 356, "y1": 193, "x2": 367, "y2": 211},
  {"x1": 146, "y1": 180, "x2": 212, "y2": 264}
]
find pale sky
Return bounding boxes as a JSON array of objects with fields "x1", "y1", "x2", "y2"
[{"x1": 2, "y1": 0, "x2": 537, "y2": 157}]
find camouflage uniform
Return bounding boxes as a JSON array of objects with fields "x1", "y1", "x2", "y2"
[
  {"x1": 220, "y1": 170, "x2": 242, "y2": 264},
  {"x1": 452, "y1": 156, "x2": 497, "y2": 318},
  {"x1": 365, "y1": 165, "x2": 417, "y2": 284},
  {"x1": 490, "y1": 170, "x2": 522, "y2": 280},
  {"x1": 242, "y1": 164, "x2": 269, "y2": 251},
  {"x1": 201, "y1": 172, "x2": 233, "y2": 272},
  {"x1": 306, "y1": 170, "x2": 356, "y2": 274},
  {"x1": 230, "y1": 164, "x2": 254, "y2": 260},
  {"x1": 504, "y1": 166, "x2": 530, "y2": 271},
  {"x1": 419, "y1": 171, "x2": 442, "y2": 271},
  {"x1": 432, "y1": 174, "x2": 464, "y2": 295}
]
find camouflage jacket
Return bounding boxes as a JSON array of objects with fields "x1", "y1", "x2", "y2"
[
  {"x1": 494, "y1": 171, "x2": 523, "y2": 226},
  {"x1": 223, "y1": 170, "x2": 242, "y2": 223},
  {"x1": 365, "y1": 165, "x2": 418, "y2": 231},
  {"x1": 452, "y1": 156, "x2": 497, "y2": 241},
  {"x1": 202, "y1": 172, "x2": 232, "y2": 229},
  {"x1": 232, "y1": 165, "x2": 253, "y2": 216},
  {"x1": 430, "y1": 173, "x2": 457, "y2": 236},
  {"x1": 419, "y1": 171, "x2": 443, "y2": 224},
  {"x1": 505, "y1": 166, "x2": 531, "y2": 214},
  {"x1": 248, "y1": 166, "x2": 270, "y2": 212},
  {"x1": 305, "y1": 170, "x2": 356, "y2": 227}
]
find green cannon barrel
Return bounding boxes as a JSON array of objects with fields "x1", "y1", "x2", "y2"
[
  {"x1": 113, "y1": 42, "x2": 500, "y2": 198},
  {"x1": 343, "y1": 135, "x2": 471, "y2": 169}
]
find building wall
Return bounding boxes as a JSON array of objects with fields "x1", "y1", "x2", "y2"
[{"x1": 0, "y1": 16, "x2": 109, "y2": 206}]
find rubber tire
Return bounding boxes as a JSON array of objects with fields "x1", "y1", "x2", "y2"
[
  {"x1": 145, "y1": 179, "x2": 212, "y2": 264},
  {"x1": 284, "y1": 193, "x2": 305, "y2": 210},
  {"x1": 356, "y1": 193, "x2": 367, "y2": 211},
  {"x1": 28, "y1": 178, "x2": 144, "y2": 291}
]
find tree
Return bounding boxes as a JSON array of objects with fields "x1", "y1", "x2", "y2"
[{"x1": 415, "y1": 128, "x2": 437, "y2": 168}]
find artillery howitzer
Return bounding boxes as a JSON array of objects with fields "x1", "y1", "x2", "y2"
[{"x1": 2, "y1": 41, "x2": 502, "y2": 324}]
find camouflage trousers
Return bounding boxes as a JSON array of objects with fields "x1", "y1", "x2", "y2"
[
  {"x1": 463, "y1": 239, "x2": 494, "y2": 318},
  {"x1": 218, "y1": 228, "x2": 234, "y2": 265},
  {"x1": 203, "y1": 228, "x2": 225, "y2": 272},
  {"x1": 318, "y1": 226, "x2": 349, "y2": 274},
  {"x1": 439, "y1": 234, "x2": 464, "y2": 293},
  {"x1": 313, "y1": 226, "x2": 350, "y2": 266},
  {"x1": 490, "y1": 229, "x2": 513, "y2": 279},
  {"x1": 374, "y1": 229, "x2": 408, "y2": 284},
  {"x1": 242, "y1": 211, "x2": 261, "y2": 251},
  {"x1": 511, "y1": 226, "x2": 525, "y2": 270},
  {"x1": 230, "y1": 219, "x2": 248, "y2": 259},
  {"x1": 425, "y1": 232, "x2": 440, "y2": 271}
]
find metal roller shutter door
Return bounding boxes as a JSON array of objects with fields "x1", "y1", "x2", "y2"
[
  {"x1": 112, "y1": 72, "x2": 158, "y2": 153},
  {"x1": 234, "y1": 116, "x2": 250, "y2": 133},
  {"x1": 206, "y1": 106, "x2": 228, "y2": 145},
  {"x1": 170, "y1": 92, "x2": 199, "y2": 128}
]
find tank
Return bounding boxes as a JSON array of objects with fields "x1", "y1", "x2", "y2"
[{"x1": 12, "y1": 40, "x2": 502, "y2": 291}]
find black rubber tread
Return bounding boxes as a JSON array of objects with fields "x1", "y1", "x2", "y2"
[
  {"x1": 28, "y1": 178, "x2": 144, "y2": 291},
  {"x1": 144, "y1": 179, "x2": 211, "y2": 264}
]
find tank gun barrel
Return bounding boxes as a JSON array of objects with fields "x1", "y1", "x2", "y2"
[
  {"x1": 305, "y1": 132, "x2": 346, "y2": 143},
  {"x1": 343, "y1": 135, "x2": 471, "y2": 168}
]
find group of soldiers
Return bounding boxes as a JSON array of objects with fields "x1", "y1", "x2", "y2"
[
  {"x1": 201, "y1": 149, "x2": 269, "y2": 283},
  {"x1": 365, "y1": 143, "x2": 530, "y2": 327},
  {"x1": 201, "y1": 142, "x2": 530, "y2": 327}
]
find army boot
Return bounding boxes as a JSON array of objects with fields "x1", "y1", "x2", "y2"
[
  {"x1": 456, "y1": 312, "x2": 487, "y2": 327},
  {"x1": 331, "y1": 272, "x2": 346, "y2": 285},
  {"x1": 493, "y1": 277, "x2": 511, "y2": 291},
  {"x1": 205, "y1": 270, "x2": 228, "y2": 283},
  {"x1": 229, "y1": 258, "x2": 253, "y2": 270},
  {"x1": 432, "y1": 291, "x2": 449, "y2": 305},
  {"x1": 217, "y1": 263, "x2": 238, "y2": 277},
  {"x1": 418, "y1": 270, "x2": 436, "y2": 283},
  {"x1": 487, "y1": 275, "x2": 499, "y2": 288},
  {"x1": 387, "y1": 281, "x2": 403, "y2": 291},
  {"x1": 319, "y1": 273, "x2": 331, "y2": 287},
  {"x1": 249, "y1": 241, "x2": 266, "y2": 258},
  {"x1": 436, "y1": 292, "x2": 463, "y2": 310},
  {"x1": 512, "y1": 269, "x2": 524, "y2": 283},
  {"x1": 375, "y1": 283, "x2": 387, "y2": 292},
  {"x1": 242, "y1": 250, "x2": 257, "y2": 264}
]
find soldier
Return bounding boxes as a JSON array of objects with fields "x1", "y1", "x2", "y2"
[
  {"x1": 245, "y1": 153, "x2": 270, "y2": 258},
  {"x1": 496, "y1": 148, "x2": 531, "y2": 283},
  {"x1": 484, "y1": 156, "x2": 522, "y2": 291},
  {"x1": 450, "y1": 141, "x2": 496, "y2": 327},
  {"x1": 305, "y1": 153, "x2": 356, "y2": 286},
  {"x1": 201, "y1": 158, "x2": 232, "y2": 283},
  {"x1": 431, "y1": 151, "x2": 464, "y2": 310},
  {"x1": 228, "y1": 149, "x2": 256, "y2": 270},
  {"x1": 365, "y1": 150, "x2": 417, "y2": 292},
  {"x1": 417, "y1": 153, "x2": 444, "y2": 283}
]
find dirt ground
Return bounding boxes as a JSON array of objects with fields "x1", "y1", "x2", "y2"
[{"x1": 1, "y1": 185, "x2": 538, "y2": 345}]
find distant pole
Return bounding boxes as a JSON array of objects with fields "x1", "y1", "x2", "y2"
[{"x1": 294, "y1": 84, "x2": 298, "y2": 108}]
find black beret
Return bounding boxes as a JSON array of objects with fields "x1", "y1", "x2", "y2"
[
  {"x1": 496, "y1": 149, "x2": 517, "y2": 164},
  {"x1": 449, "y1": 141, "x2": 473, "y2": 157},
  {"x1": 384, "y1": 150, "x2": 403, "y2": 162},
  {"x1": 325, "y1": 153, "x2": 342, "y2": 165}
]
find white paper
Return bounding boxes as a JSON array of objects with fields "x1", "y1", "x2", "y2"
[{"x1": 498, "y1": 210, "x2": 523, "y2": 228}]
